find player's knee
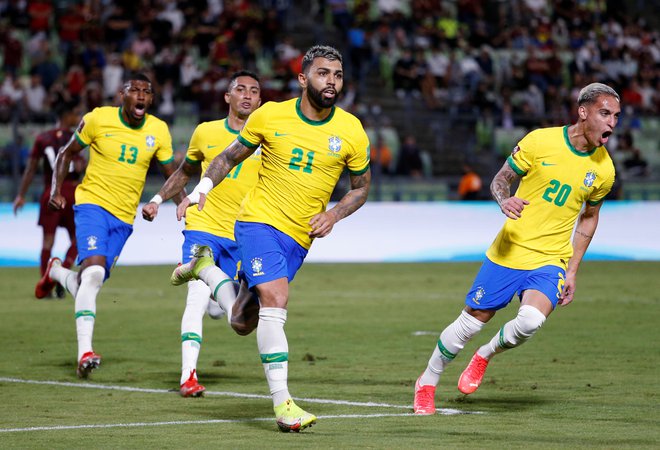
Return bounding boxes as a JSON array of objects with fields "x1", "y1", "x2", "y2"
[
  {"x1": 80, "y1": 265, "x2": 105, "y2": 289},
  {"x1": 513, "y1": 305, "x2": 546, "y2": 340}
]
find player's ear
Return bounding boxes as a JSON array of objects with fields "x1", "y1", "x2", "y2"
[
  {"x1": 224, "y1": 92, "x2": 231, "y2": 105},
  {"x1": 578, "y1": 105, "x2": 587, "y2": 120},
  {"x1": 298, "y1": 72, "x2": 307, "y2": 89}
]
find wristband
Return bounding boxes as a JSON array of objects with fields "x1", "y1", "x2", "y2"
[
  {"x1": 149, "y1": 194, "x2": 163, "y2": 205},
  {"x1": 186, "y1": 177, "x2": 214, "y2": 205}
]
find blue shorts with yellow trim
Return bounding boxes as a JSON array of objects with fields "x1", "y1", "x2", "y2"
[
  {"x1": 181, "y1": 230, "x2": 240, "y2": 280},
  {"x1": 465, "y1": 258, "x2": 565, "y2": 310},
  {"x1": 234, "y1": 221, "x2": 308, "y2": 289},
  {"x1": 74, "y1": 204, "x2": 133, "y2": 279}
]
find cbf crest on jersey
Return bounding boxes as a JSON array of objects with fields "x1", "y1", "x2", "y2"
[
  {"x1": 146, "y1": 135, "x2": 156, "y2": 148},
  {"x1": 583, "y1": 170, "x2": 597, "y2": 187},
  {"x1": 328, "y1": 136, "x2": 342, "y2": 153},
  {"x1": 87, "y1": 235, "x2": 98, "y2": 250}
]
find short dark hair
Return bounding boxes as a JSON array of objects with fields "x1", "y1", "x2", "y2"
[
  {"x1": 577, "y1": 83, "x2": 619, "y2": 106},
  {"x1": 122, "y1": 72, "x2": 152, "y2": 88},
  {"x1": 301, "y1": 45, "x2": 343, "y2": 74},
  {"x1": 54, "y1": 99, "x2": 79, "y2": 118},
  {"x1": 228, "y1": 70, "x2": 260, "y2": 91}
]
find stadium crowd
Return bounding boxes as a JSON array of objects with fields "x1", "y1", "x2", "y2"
[{"x1": 0, "y1": 0, "x2": 658, "y2": 179}]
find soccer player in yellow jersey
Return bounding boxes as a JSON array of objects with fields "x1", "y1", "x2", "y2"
[
  {"x1": 173, "y1": 45, "x2": 371, "y2": 432},
  {"x1": 141, "y1": 71, "x2": 262, "y2": 398},
  {"x1": 413, "y1": 83, "x2": 621, "y2": 415},
  {"x1": 38, "y1": 73, "x2": 182, "y2": 378}
]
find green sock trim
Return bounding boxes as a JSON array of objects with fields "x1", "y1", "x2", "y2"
[
  {"x1": 498, "y1": 326, "x2": 515, "y2": 349},
  {"x1": 75, "y1": 310, "x2": 95, "y2": 319},
  {"x1": 437, "y1": 340, "x2": 456, "y2": 360},
  {"x1": 260, "y1": 352, "x2": 288, "y2": 364},
  {"x1": 181, "y1": 332, "x2": 202, "y2": 344},
  {"x1": 213, "y1": 279, "x2": 233, "y2": 300}
]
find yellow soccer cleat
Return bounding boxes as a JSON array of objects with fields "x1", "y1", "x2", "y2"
[
  {"x1": 170, "y1": 245, "x2": 214, "y2": 286},
  {"x1": 274, "y1": 398, "x2": 317, "y2": 432}
]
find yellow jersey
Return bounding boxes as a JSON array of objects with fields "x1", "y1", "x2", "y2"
[
  {"x1": 185, "y1": 119, "x2": 261, "y2": 239},
  {"x1": 487, "y1": 126, "x2": 615, "y2": 269},
  {"x1": 74, "y1": 106, "x2": 174, "y2": 224},
  {"x1": 237, "y1": 97, "x2": 370, "y2": 249}
]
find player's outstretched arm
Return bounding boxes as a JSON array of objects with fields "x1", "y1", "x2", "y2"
[
  {"x1": 49, "y1": 136, "x2": 84, "y2": 210},
  {"x1": 310, "y1": 169, "x2": 371, "y2": 238},
  {"x1": 176, "y1": 139, "x2": 254, "y2": 221},
  {"x1": 142, "y1": 159, "x2": 200, "y2": 221},
  {"x1": 490, "y1": 162, "x2": 528, "y2": 220},
  {"x1": 560, "y1": 201, "x2": 602, "y2": 306},
  {"x1": 13, "y1": 155, "x2": 40, "y2": 215}
]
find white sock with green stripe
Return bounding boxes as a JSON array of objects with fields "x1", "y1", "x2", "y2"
[
  {"x1": 419, "y1": 310, "x2": 485, "y2": 386},
  {"x1": 478, "y1": 305, "x2": 546, "y2": 360},
  {"x1": 257, "y1": 307, "x2": 290, "y2": 406},
  {"x1": 50, "y1": 265, "x2": 80, "y2": 297},
  {"x1": 75, "y1": 265, "x2": 105, "y2": 360},
  {"x1": 180, "y1": 280, "x2": 209, "y2": 385},
  {"x1": 197, "y1": 266, "x2": 237, "y2": 323}
]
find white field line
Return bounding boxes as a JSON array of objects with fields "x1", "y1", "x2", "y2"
[{"x1": 0, "y1": 377, "x2": 481, "y2": 433}]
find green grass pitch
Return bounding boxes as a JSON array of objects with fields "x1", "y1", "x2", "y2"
[{"x1": 0, "y1": 262, "x2": 658, "y2": 448}]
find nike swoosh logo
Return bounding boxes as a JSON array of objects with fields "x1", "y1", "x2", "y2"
[
  {"x1": 274, "y1": 132, "x2": 289, "y2": 137},
  {"x1": 541, "y1": 162, "x2": 557, "y2": 166},
  {"x1": 264, "y1": 356, "x2": 281, "y2": 362},
  {"x1": 207, "y1": 145, "x2": 218, "y2": 149}
]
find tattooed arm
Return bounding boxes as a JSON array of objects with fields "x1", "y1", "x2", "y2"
[
  {"x1": 176, "y1": 139, "x2": 255, "y2": 220},
  {"x1": 309, "y1": 168, "x2": 372, "y2": 238},
  {"x1": 490, "y1": 161, "x2": 529, "y2": 220}
]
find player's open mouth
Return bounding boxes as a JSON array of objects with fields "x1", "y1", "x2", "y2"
[
  {"x1": 134, "y1": 104, "x2": 146, "y2": 117},
  {"x1": 601, "y1": 130, "x2": 611, "y2": 144},
  {"x1": 322, "y1": 89, "x2": 336, "y2": 98}
]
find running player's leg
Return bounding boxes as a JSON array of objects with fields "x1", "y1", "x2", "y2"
[{"x1": 180, "y1": 279, "x2": 211, "y2": 397}]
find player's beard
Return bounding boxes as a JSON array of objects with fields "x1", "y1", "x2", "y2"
[{"x1": 306, "y1": 83, "x2": 338, "y2": 109}]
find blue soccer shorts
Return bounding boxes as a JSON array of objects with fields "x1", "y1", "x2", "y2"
[
  {"x1": 74, "y1": 204, "x2": 133, "y2": 279},
  {"x1": 234, "y1": 221, "x2": 308, "y2": 289},
  {"x1": 465, "y1": 257, "x2": 566, "y2": 310},
  {"x1": 181, "y1": 230, "x2": 241, "y2": 280}
]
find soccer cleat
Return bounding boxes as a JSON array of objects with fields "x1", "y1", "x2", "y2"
[
  {"x1": 77, "y1": 351, "x2": 101, "y2": 379},
  {"x1": 170, "y1": 245, "x2": 214, "y2": 286},
  {"x1": 180, "y1": 369, "x2": 205, "y2": 397},
  {"x1": 458, "y1": 351, "x2": 490, "y2": 395},
  {"x1": 413, "y1": 376, "x2": 436, "y2": 415},
  {"x1": 230, "y1": 273, "x2": 260, "y2": 336},
  {"x1": 35, "y1": 257, "x2": 62, "y2": 299},
  {"x1": 274, "y1": 399, "x2": 317, "y2": 432}
]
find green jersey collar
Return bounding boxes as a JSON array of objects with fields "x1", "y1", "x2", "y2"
[
  {"x1": 118, "y1": 107, "x2": 146, "y2": 129},
  {"x1": 563, "y1": 125, "x2": 597, "y2": 157},
  {"x1": 295, "y1": 97, "x2": 335, "y2": 125}
]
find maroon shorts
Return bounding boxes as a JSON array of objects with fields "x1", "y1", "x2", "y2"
[{"x1": 38, "y1": 183, "x2": 77, "y2": 234}]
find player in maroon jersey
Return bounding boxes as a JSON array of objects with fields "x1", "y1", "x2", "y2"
[{"x1": 13, "y1": 100, "x2": 85, "y2": 298}]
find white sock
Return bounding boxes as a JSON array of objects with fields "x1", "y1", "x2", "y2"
[
  {"x1": 181, "y1": 280, "x2": 209, "y2": 385},
  {"x1": 257, "y1": 307, "x2": 290, "y2": 406},
  {"x1": 478, "y1": 305, "x2": 546, "y2": 360},
  {"x1": 419, "y1": 310, "x2": 485, "y2": 386},
  {"x1": 198, "y1": 265, "x2": 238, "y2": 323},
  {"x1": 51, "y1": 265, "x2": 80, "y2": 297},
  {"x1": 75, "y1": 265, "x2": 105, "y2": 361}
]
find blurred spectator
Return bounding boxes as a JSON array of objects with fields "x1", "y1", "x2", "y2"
[
  {"x1": 370, "y1": 134, "x2": 394, "y2": 175},
  {"x1": 27, "y1": 0, "x2": 53, "y2": 36},
  {"x1": 24, "y1": 73, "x2": 49, "y2": 123},
  {"x1": 619, "y1": 132, "x2": 649, "y2": 179},
  {"x1": 393, "y1": 48, "x2": 420, "y2": 99},
  {"x1": 396, "y1": 134, "x2": 424, "y2": 178},
  {"x1": 457, "y1": 163, "x2": 483, "y2": 200},
  {"x1": 102, "y1": 54, "x2": 124, "y2": 101},
  {"x1": 1, "y1": 27, "x2": 23, "y2": 77}
]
